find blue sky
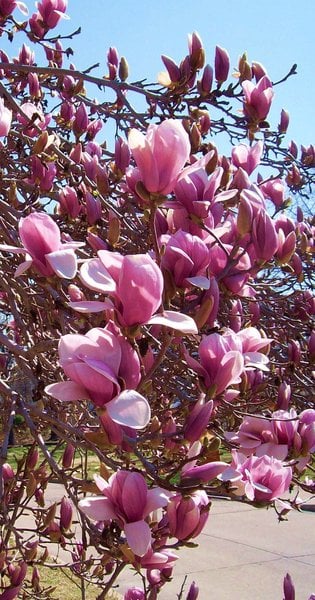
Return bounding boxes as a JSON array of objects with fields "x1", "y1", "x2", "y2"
[
  {"x1": 2, "y1": 0, "x2": 314, "y2": 149},
  {"x1": 54, "y1": 0, "x2": 315, "y2": 148}
]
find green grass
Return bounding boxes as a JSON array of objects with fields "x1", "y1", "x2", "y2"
[
  {"x1": 5, "y1": 444, "x2": 102, "y2": 480},
  {"x1": 24, "y1": 565, "x2": 122, "y2": 599}
]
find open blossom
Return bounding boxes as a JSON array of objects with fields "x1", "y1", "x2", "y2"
[
  {"x1": 0, "y1": 0, "x2": 28, "y2": 21},
  {"x1": 186, "y1": 328, "x2": 270, "y2": 397},
  {"x1": 45, "y1": 322, "x2": 151, "y2": 429},
  {"x1": 0, "y1": 212, "x2": 82, "y2": 278},
  {"x1": 71, "y1": 250, "x2": 198, "y2": 334},
  {"x1": 78, "y1": 250, "x2": 163, "y2": 326},
  {"x1": 17, "y1": 102, "x2": 51, "y2": 137},
  {"x1": 29, "y1": 0, "x2": 68, "y2": 37},
  {"x1": 160, "y1": 230, "x2": 210, "y2": 289},
  {"x1": 79, "y1": 471, "x2": 170, "y2": 556},
  {"x1": 128, "y1": 119, "x2": 190, "y2": 195},
  {"x1": 231, "y1": 141, "x2": 263, "y2": 175},
  {"x1": 242, "y1": 75, "x2": 274, "y2": 122},
  {"x1": 225, "y1": 410, "x2": 299, "y2": 460},
  {"x1": 221, "y1": 451, "x2": 292, "y2": 502}
]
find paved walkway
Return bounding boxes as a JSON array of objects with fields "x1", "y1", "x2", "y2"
[{"x1": 27, "y1": 484, "x2": 315, "y2": 599}]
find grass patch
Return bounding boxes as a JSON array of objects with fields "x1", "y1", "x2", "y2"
[
  {"x1": 25, "y1": 564, "x2": 122, "y2": 599},
  {"x1": 6, "y1": 444, "x2": 102, "y2": 480}
]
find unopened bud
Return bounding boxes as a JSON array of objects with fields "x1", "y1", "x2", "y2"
[
  {"x1": 2, "y1": 463, "x2": 15, "y2": 481},
  {"x1": 186, "y1": 581, "x2": 199, "y2": 600},
  {"x1": 190, "y1": 123, "x2": 201, "y2": 152},
  {"x1": 25, "y1": 541, "x2": 39, "y2": 562},
  {"x1": 26, "y1": 472, "x2": 37, "y2": 497},
  {"x1": 238, "y1": 52, "x2": 252, "y2": 82},
  {"x1": 31, "y1": 566, "x2": 40, "y2": 591},
  {"x1": 198, "y1": 64, "x2": 213, "y2": 96},
  {"x1": 308, "y1": 331, "x2": 315, "y2": 362},
  {"x1": 60, "y1": 496, "x2": 73, "y2": 531},
  {"x1": 288, "y1": 340, "x2": 301, "y2": 364},
  {"x1": 288, "y1": 140, "x2": 298, "y2": 158},
  {"x1": 237, "y1": 196, "x2": 253, "y2": 236},
  {"x1": 278, "y1": 109, "x2": 289, "y2": 134},
  {"x1": 68, "y1": 285, "x2": 85, "y2": 303},
  {"x1": 119, "y1": 57, "x2": 129, "y2": 81},
  {"x1": 277, "y1": 382, "x2": 291, "y2": 410},
  {"x1": 26, "y1": 446, "x2": 39, "y2": 470},
  {"x1": 32, "y1": 130, "x2": 49, "y2": 155},
  {"x1": 188, "y1": 32, "x2": 205, "y2": 70},
  {"x1": 43, "y1": 502, "x2": 57, "y2": 528},
  {"x1": 11, "y1": 562, "x2": 27, "y2": 586},
  {"x1": 215, "y1": 46, "x2": 230, "y2": 83},
  {"x1": 107, "y1": 212, "x2": 121, "y2": 247}
]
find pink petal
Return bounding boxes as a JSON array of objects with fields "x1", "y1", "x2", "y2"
[
  {"x1": 124, "y1": 519, "x2": 152, "y2": 556},
  {"x1": 78, "y1": 496, "x2": 116, "y2": 521},
  {"x1": 148, "y1": 311, "x2": 198, "y2": 334},
  {"x1": 17, "y1": 2, "x2": 29, "y2": 15},
  {"x1": 80, "y1": 259, "x2": 116, "y2": 293},
  {"x1": 14, "y1": 258, "x2": 33, "y2": 277},
  {"x1": 45, "y1": 381, "x2": 90, "y2": 402},
  {"x1": 0, "y1": 244, "x2": 24, "y2": 253},
  {"x1": 145, "y1": 488, "x2": 171, "y2": 515},
  {"x1": 186, "y1": 276, "x2": 210, "y2": 289},
  {"x1": 19, "y1": 213, "x2": 60, "y2": 257},
  {"x1": 82, "y1": 357, "x2": 119, "y2": 385},
  {"x1": 46, "y1": 249, "x2": 77, "y2": 279},
  {"x1": 68, "y1": 300, "x2": 114, "y2": 313},
  {"x1": 106, "y1": 390, "x2": 151, "y2": 429}
]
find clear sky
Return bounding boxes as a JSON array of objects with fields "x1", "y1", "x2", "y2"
[{"x1": 51, "y1": 0, "x2": 315, "y2": 149}]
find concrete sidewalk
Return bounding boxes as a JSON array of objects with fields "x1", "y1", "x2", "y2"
[{"x1": 33, "y1": 484, "x2": 315, "y2": 599}]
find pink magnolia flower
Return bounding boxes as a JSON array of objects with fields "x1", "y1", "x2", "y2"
[
  {"x1": 174, "y1": 157, "x2": 224, "y2": 228},
  {"x1": 0, "y1": 0, "x2": 28, "y2": 21},
  {"x1": 225, "y1": 410, "x2": 299, "y2": 460},
  {"x1": 17, "y1": 102, "x2": 51, "y2": 137},
  {"x1": 186, "y1": 331, "x2": 244, "y2": 396},
  {"x1": 242, "y1": 76, "x2": 274, "y2": 123},
  {"x1": 128, "y1": 119, "x2": 190, "y2": 195},
  {"x1": 231, "y1": 141, "x2": 263, "y2": 175},
  {"x1": 27, "y1": 156, "x2": 56, "y2": 192},
  {"x1": 167, "y1": 491, "x2": 209, "y2": 540},
  {"x1": 0, "y1": 212, "x2": 82, "y2": 278},
  {"x1": 221, "y1": 451, "x2": 292, "y2": 502},
  {"x1": 0, "y1": 98, "x2": 12, "y2": 136},
  {"x1": 45, "y1": 322, "x2": 150, "y2": 429},
  {"x1": 73, "y1": 250, "x2": 198, "y2": 334},
  {"x1": 79, "y1": 251, "x2": 162, "y2": 326},
  {"x1": 79, "y1": 471, "x2": 170, "y2": 556},
  {"x1": 35, "y1": 0, "x2": 68, "y2": 29},
  {"x1": 187, "y1": 327, "x2": 270, "y2": 397},
  {"x1": 58, "y1": 186, "x2": 81, "y2": 219},
  {"x1": 260, "y1": 178, "x2": 286, "y2": 207},
  {"x1": 160, "y1": 230, "x2": 210, "y2": 289}
]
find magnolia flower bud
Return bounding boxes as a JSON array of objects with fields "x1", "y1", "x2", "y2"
[
  {"x1": 215, "y1": 46, "x2": 230, "y2": 83},
  {"x1": 186, "y1": 581, "x2": 199, "y2": 600},
  {"x1": 60, "y1": 496, "x2": 73, "y2": 531}
]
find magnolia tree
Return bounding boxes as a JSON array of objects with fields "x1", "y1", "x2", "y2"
[{"x1": 0, "y1": 1, "x2": 314, "y2": 599}]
